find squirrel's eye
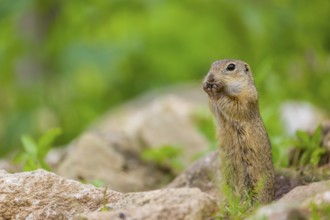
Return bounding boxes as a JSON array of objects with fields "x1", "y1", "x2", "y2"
[{"x1": 226, "y1": 63, "x2": 236, "y2": 71}]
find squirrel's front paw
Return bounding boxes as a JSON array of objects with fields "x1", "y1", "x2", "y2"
[{"x1": 203, "y1": 82, "x2": 223, "y2": 96}]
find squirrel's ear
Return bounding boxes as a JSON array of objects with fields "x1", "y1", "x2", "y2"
[{"x1": 244, "y1": 64, "x2": 249, "y2": 73}]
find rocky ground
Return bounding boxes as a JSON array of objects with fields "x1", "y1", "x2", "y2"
[{"x1": 1, "y1": 83, "x2": 330, "y2": 219}]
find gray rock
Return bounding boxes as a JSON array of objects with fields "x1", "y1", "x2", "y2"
[
  {"x1": 94, "y1": 92, "x2": 210, "y2": 167},
  {"x1": 0, "y1": 169, "x2": 217, "y2": 220},
  {"x1": 303, "y1": 189, "x2": 330, "y2": 206},
  {"x1": 76, "y1": 188, "x2": 217, "y2": 220},
  {"x1": 0, "y1": 169, "x2": 115, "y2": 219},
  {"x1": 168, "y1": 151, "x2": 221, "y2": 201},
  {"x1": 250, "y1": 203, "x2": 306, "y2": 220},
  {"x1": 56, "y1": 132, "x2": 166, "y2": 192},
  {"x1": 250, "y1": 180, "x2": 330, "y2": 220},
  {"x1": 280, "y1": 180, "x2": 330, "y2": 203},
  {"x1": 55, "y1": 85, "x2": 211, "y2": 192},
  {"x1": 0, "y1": 159, "x2": 21, "y2": 173}
]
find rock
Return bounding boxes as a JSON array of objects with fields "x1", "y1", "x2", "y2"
[
  {"x1": 56, "y1": 85, "x2": 211, "y2": 192},
  {"x1": 168, "y1": 151, "x2": 221, "y2": 201},
  {"x1": 0, "y1": 169, "x2": 116, "y2": 219},
  {"x1": 304, "y1": 189, "x2": 330, "y2": 206},
  {"x1": 0, "y1": 169, "x2": 217, "y2": 220},
  {"x1": 0, "y1": 158, "x2": 21, "y2": 173},
  {"x1": 273, "y1": 169, "x2": 302, "y2": 200},
  {"x1": 56, "y1": 132, "x2": 166, "y2": 192},
  {"x1": 75, "y1": 188, "x2": 217, "y2": 220},
  {"x1": 45, "y1": 146, "x2": 68, "y2": 170},
  {"x1": 250, "y1": 180, "x2": 330, "y2": 220},
  {"x1": 280, "y1": 180, "x2": 330, "y2": 203},
  {"x1": 94, "y1": 90, "x2": 210, "y2": 167},
  {"x1": 281, "y1": 102, "x2": 328, "y2": 135},
  {"x1": 250, "y1": 203, "x2": 306, "y2": 220}
]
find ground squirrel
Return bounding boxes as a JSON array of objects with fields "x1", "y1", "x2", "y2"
[{"x1": 203, "y1": 59, "x2": 275, "y2": 204}]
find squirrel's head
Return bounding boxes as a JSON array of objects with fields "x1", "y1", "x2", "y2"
[{"x1": 203, "y1": 59, "x2": 258, "y2": 101}]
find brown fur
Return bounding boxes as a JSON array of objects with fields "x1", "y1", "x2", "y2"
[{"x1": 203, "y1": 59, "x2": 275, "y2": 204}]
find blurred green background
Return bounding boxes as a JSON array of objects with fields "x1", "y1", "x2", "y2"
[{"x1": 0, "y1": 0, "x2": 330, "y2": 157}]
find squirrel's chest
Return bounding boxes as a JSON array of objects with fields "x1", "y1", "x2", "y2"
[
  {"x1": 217, "y1": 116, "x2": 247, "y2": 138},
  {"x1": 218, "y1": 121, "x2": 256, "y2": 179},
  {"x1": 217, "y1": 119, "x2": 254, "y2": 155}
]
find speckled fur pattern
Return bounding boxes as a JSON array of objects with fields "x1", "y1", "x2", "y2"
[{"x1": 203, "y1": 59, "x2": 275, "y2": 204}]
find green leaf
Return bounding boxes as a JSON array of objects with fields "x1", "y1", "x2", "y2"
[
  {"x1": 21, "y1": 135, "x2": 37, "y2": 158},
  {"x1": 91, "y1": 179, "x2": 106, "y2": 188},
  {"x1": 39, "y1": 160, "x2": 51, "y2": 171},
  {"x1": 38, "y1": 127, "x2": 62, "y2": 151},
  {"x1": 141, "y1": 145, "x2": 182, "y2": 170},
  {"x1": 161, "y1": 145, "x2": 182, "y2": 157},
  {"x1": 311, "y1": 126, "x2": 322, "y2": 148},
  {"x1": 310, "y1": 148, "x2": 326, "y2": 166},
  {"x1": 296, "y1": 130, "x2": 311, "y2": 147},
  {"x1": 17, "y1": 128, "x2": 62, "y2": 171},
  {"x1": 23, "y1": 158, "x2": 38, "y2": 171},
  {"x1": 168, "y1": 158, "x2": 184, "y2": 172},
  {"x1": 299, "y1": 151, "x2": 311, "y2": 166},
  {"x1": 13, "y1": 152, "x2": 29, "y2": 165},
  {"x1": 141, "y1": 149, "x2": 163, "y2": 163}
]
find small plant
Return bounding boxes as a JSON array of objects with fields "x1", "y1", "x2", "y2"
[
  {"x1": 101, "y1": 187, "x2": 108, "y2": 212},
  {"x1": 14, "y1": 128, "x2": 62, "y2": 171},
  {"x1": 141, "y1": 145, "x2": 183, "y2": 173},
  {"x1": 291, "y1": 126, "x2": 326, "y2": 167},
  {"x1": 310, "y1": 202, "x2": 321, "y2": 220},
  {"x1": 91, "y1": 179, "x2": 106, "y2": 188},
  {"x1": 215, "y1": 184, "x2": 259, "y2": 220},
  {"x1": 214, "y1": 176, "x2": 268, "y2": 220},
  {"x1": 309, "y1": 201, "x2": 330, "y2": 220}
]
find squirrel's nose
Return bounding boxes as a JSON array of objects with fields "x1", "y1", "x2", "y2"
[{"x1": 207, "y1": 73, "x2": 215, "y2": 82}]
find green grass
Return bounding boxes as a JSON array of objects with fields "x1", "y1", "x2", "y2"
[
  {"x1": 1, "y1": 0, "x2": 330, "y2": 157},
  {"x1": 291, "y1": 126, "x2": 326, "y2": 167}
]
